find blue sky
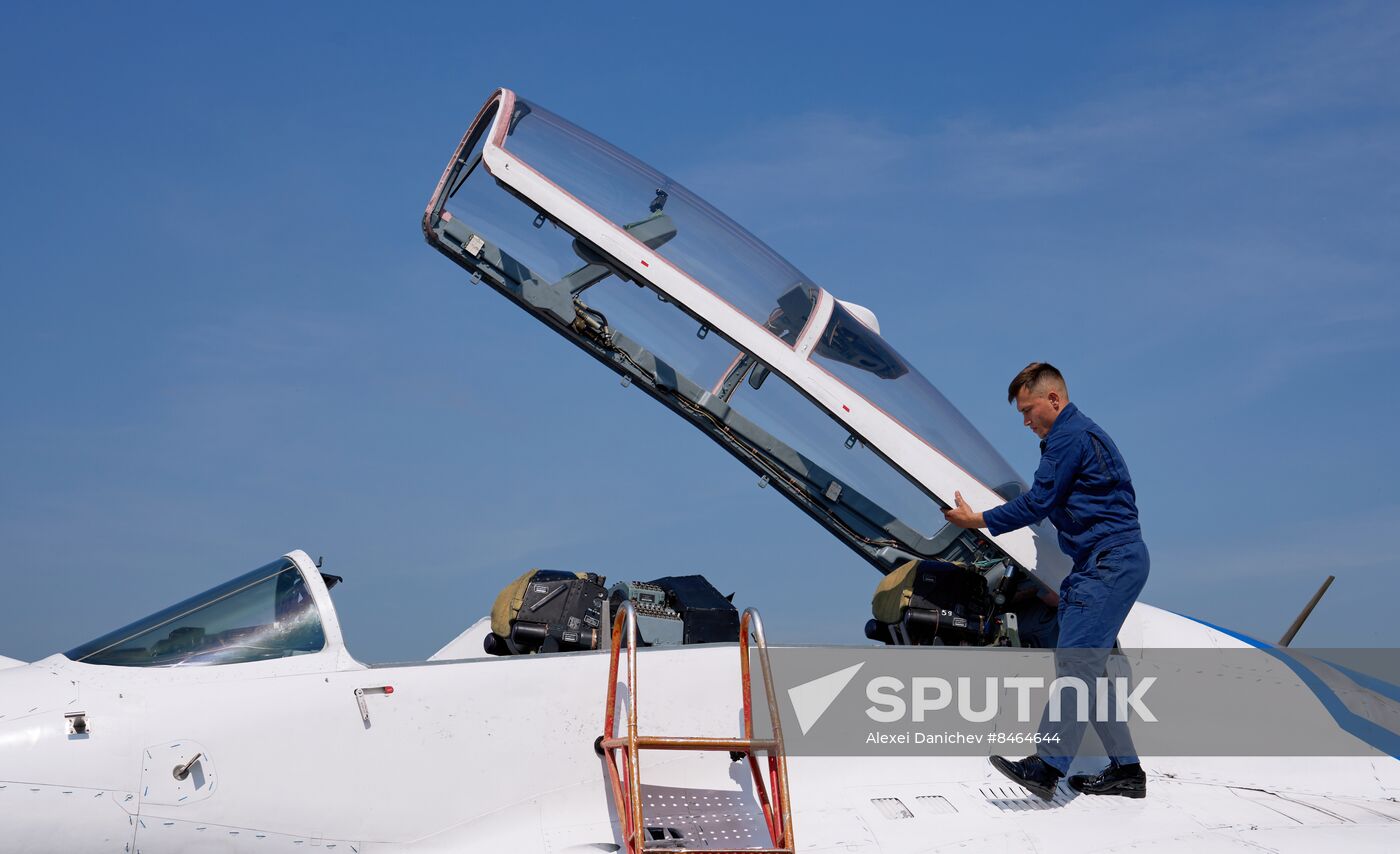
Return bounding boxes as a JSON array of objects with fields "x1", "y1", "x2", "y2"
[{"x1": 2, "y1": 2, "x2": 1397, "y2": 662}]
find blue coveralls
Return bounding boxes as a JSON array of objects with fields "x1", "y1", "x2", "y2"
[{"x1": 982, "y1": 403, "x2": 1149, "y2": 774}]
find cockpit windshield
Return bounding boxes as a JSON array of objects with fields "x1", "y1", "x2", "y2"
[{"x1": 66, "y1": 559, "x2": 326, "y2": 667}]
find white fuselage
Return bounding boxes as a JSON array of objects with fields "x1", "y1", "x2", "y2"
[{"x1": 3, "y1": 585, "x2": 1398, "y2": 853}]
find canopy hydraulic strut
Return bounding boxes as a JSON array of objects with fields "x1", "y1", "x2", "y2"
[{"x1": 598, "y1": 602, "x2": 795, "y2": 853}]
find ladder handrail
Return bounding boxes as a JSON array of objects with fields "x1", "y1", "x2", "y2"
[
  {"x1": 603, "y1": 600, "x2": 644, "y2": 851},
  {"x1": 739, "y1": 608, "x2": 794, "y2": 848},
  {"x1": 601, "y1": 601, "x2": 794, "y2": 853}
]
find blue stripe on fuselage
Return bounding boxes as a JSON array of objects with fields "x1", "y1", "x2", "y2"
[{"x1": 1177, "y1": 614, "x2": 1400, "y2": 759}]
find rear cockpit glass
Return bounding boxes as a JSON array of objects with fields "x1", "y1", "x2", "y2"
[
  {"x1": 579, "y1": 266, "x2": 951, "y2": 542},
  {"x1": 490, "y1": 98, "x2": 1026, "y2": 502},
  {"x1": 813, "y1": 301, "x2": 1023, "y2": 494},
  {"x1": 65, "y1": 560, "x2": 325, "y2": 667},
  {"x1": 501, "y1": 99, "x2": 818, "y2": 340},
  {"x1": 435, "y1": 163, "x2": 950, "y2": 548},
  {"x1": 427, "y1": 92, "x2": 1071, "y2": 582}
]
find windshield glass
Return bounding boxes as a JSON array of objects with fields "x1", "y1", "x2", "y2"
[
  {"x1": 500, "y1": 99, "x2": 818, "y2": 342},
  {"x1": 66, "y1": 559, "x2": 325, "y2": 667}
]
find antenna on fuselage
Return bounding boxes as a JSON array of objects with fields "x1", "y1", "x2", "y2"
[{"x1": 1279, "y1": 575, "x2": 1335, "y2": 647}]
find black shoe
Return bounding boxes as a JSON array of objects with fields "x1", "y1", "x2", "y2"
[
  {"x1": 989, "y1": 755, "x2": 1062, "y2": 801},
  {"x1": 1067, "y1": 762, "x2": 1147, "y2": 798}
]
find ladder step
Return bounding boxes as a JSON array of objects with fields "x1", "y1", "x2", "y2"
[{"x1": 601, "y1": 735, "x2": 779, "y2": 752}]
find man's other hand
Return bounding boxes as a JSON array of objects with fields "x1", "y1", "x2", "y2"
[{"x1": 942, "y1": 491, "x2": 985, "y2": 530}]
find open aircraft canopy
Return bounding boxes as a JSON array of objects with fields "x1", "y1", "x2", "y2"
[{"x1": 423, "y1": 89, "x2": 1070, "y2": 590}]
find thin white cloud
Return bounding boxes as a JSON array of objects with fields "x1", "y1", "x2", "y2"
[
  {"x1": 679, "y1": 3, "x2": 1400, "y2": 208},
  {"x1": 668, "y1": 3, "x2": 1400, "y2": 415}
]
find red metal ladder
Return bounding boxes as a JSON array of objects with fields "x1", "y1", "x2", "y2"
[{"x1": 599, "y1": 602, "x2": 795, "y2": 854}]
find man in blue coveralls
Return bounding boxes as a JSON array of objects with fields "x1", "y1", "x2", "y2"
[{"x1": 943, "y1": 362, "x2": 1150, "y2": 800}]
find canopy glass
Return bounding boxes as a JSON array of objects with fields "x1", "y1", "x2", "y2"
[{"x1": 426, "y1": 92, "x2": 1070, "y2": 588}]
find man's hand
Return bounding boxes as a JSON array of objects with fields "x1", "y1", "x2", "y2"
[{"x1": 942, "y1": 491, "x2": 985, "y2": 530}]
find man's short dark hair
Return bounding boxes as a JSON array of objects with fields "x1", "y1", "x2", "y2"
[{"x1": 1008, "y1": 362, "x2": 1066, "y2": 403}]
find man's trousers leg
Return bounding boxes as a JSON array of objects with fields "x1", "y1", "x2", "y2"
[{"x1": 1037, "y1": 540, "x2": 1150, "y2": 775}]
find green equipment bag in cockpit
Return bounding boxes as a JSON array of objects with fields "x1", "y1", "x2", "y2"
[
  {"x1": 869, "y1": 559, "x2": 997, "y2": 646},
  {"x1": 486, "y1": 569, "x2": 608, "y2": 656},
  {"x1": 871, "y1": 559, "x2": 921, "y2": 624}
]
